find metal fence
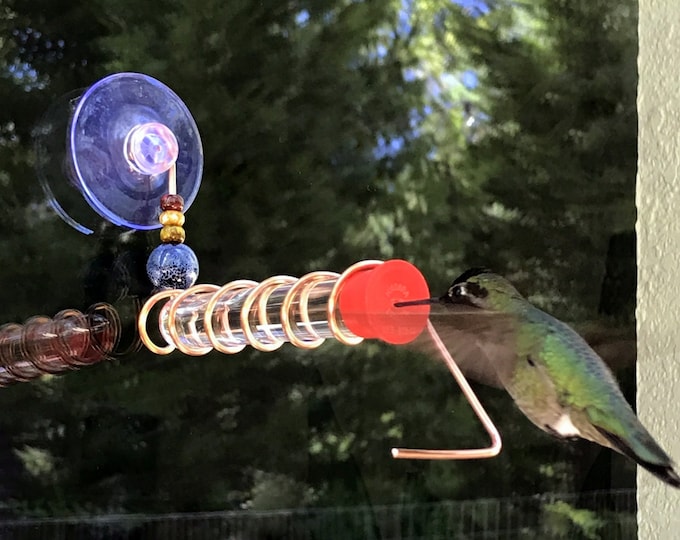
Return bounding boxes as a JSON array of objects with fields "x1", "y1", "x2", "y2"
[{"x1": 0, "y1": 489, "x2": 636, "y2": 540}]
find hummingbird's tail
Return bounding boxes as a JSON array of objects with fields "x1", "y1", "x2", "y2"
[
  {"x1": 640, "y1": 461, "x2": 680, "y2": 488},
  {"x1": 595, "y1": 427, "x2": 680, "y2": 488}
]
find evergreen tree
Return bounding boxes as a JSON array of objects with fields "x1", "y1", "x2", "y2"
[{"x1": 0, "y1": 0, "x2": 637, "y2": 522}]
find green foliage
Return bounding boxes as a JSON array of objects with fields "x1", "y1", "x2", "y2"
[
  {"x1": 440, "y1": 0, "x2": 637, "y2": 319},
  {"x1": 543, "y1": 500, "x2": 606, "y2": 539}
]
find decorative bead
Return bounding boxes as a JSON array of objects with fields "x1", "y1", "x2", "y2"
[
  {"x1": 160, "y1": 225, "x2": 186, "y2": 244},
  {"x1": 146, "y1": 243, "x2": 199, "y2": 289},
  {"x1": 159, "y1": 210, "x2": 185, "y2": 227},
  {"x1": 160, "y1": 194, "x2": 184, "y2": 211}
]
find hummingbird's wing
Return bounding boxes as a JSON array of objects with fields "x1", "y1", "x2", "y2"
[{"x1": 407, "y1": 304, "x2": 518, "y2": 389}]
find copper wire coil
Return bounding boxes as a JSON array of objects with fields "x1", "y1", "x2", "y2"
[
  {"x1": 22, "y1": 315, "x2": 73, "y2": 374},
  {"x1": 138, "y1": 262, "x2": 387, "y2": 356},
  {"x1": 86, "y1": 302, "x2": 127, "y2": 359},
  {"x1": 137, "y1": 290, "x2": 180, "y2": 355},
  {"x1": 280, "y1": 271, "x2": 338, "y2": 349},
  {"x1": 166, "y1": 284, "x2": 220, "y2": 356},
  {"x1": 0, "y1": 323, "x2": 38, "y2": 381},
  {"x1": 326, "y1": 260, "x2": 381, "y2": 346},
  {"x1": 204, "y1": 280, "x2": 258, "y2": 354},
  {"x1": 0, "y1": 303, "x2": 121, "y2": 385},
  {"x1": 240, "y1": 276, "x2": 297, "y2": 352}
]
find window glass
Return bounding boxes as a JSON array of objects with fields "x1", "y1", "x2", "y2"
[{"x1": 0, "y1": 1, "x2": 640, "y2": 538}]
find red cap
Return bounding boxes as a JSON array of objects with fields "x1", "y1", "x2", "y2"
[{"x1": 337, "y1": 260, "x2": 430, "y2": 345}]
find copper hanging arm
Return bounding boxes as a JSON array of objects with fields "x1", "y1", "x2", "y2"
[{"x1": 391, "y1": 319, "x2": 502, "y2": 460}]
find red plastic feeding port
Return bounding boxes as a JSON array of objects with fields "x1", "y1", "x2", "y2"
[{"x1": 337, "y1": 259, "x2": 430, "y2": 345}]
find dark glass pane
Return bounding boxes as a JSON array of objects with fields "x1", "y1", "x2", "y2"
[{"x1": 0, "y1": 0, "x2": 641, "y2": 537}]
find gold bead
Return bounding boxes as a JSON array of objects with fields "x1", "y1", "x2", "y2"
[
  {"x1": 160, "y1": 225, "x2": 186, "y2": 244},
  {"x1": 159, "y1": 210, "x2": 185, "y2": 227}
]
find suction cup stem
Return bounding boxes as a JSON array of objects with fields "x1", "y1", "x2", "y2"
[
  {"x1": 125, "y1": 122, "x2": 179, "y2": 176},
  {"x1": 35, "y1": 73, "x2": 203, "y2": 234}
]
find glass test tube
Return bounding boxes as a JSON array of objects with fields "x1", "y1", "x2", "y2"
[{"x1": 159, "y1": 276, "x2": 358, "y2": 354}]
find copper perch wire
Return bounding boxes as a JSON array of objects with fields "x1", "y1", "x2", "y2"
[{"x1": 391, "y1": 319, "x2": 502, "y2": 460}]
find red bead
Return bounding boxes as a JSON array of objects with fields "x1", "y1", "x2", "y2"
[{"x1": 160, "y1": 194, "x2": 184, "y2": 211}]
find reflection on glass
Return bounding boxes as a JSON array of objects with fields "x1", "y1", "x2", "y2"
[{"x1": 0, "y1": 0, "x2": 638, "y2": 538}]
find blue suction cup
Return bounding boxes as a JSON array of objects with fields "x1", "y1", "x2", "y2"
[{"x1": 34, "y1": 73, "x2": 203, "y2": 234}]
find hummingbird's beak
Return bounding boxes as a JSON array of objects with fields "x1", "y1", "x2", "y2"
[{"x1": 393, "y1": 297, "x2": 440, "y2": 307}]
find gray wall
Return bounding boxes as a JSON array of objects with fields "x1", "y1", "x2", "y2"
[{"x1": 637, "y1": 0, "x2": 680, "y2": 536}]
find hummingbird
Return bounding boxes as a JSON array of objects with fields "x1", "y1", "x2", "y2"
[{"x1": 398, "y1": 267, "x2": 680, "y2": 488}]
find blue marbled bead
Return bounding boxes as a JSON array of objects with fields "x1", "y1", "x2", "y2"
[{"x1": 146, "y1": 243, "x2": 199, "y2": 289}]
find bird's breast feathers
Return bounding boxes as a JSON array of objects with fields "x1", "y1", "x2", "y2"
[{"x1": 549, "y1": 413, "x2": 582, "y2": 437}]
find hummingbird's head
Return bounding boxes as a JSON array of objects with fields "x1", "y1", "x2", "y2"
[
  {"x1": 394, "y1": 267, "x2": 523, "y2": 311},
  {"x1": 441, "y1": 267, "x2": 523, "y2": 310}
]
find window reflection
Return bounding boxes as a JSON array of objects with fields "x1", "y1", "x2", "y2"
[{"x1": 0, "y1": 0, "x2": 638, "y2": 538}]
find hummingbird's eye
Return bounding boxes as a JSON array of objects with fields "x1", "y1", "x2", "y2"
[{"x1": 450, "y1": 284, "x2": 467, "y2": 297}]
